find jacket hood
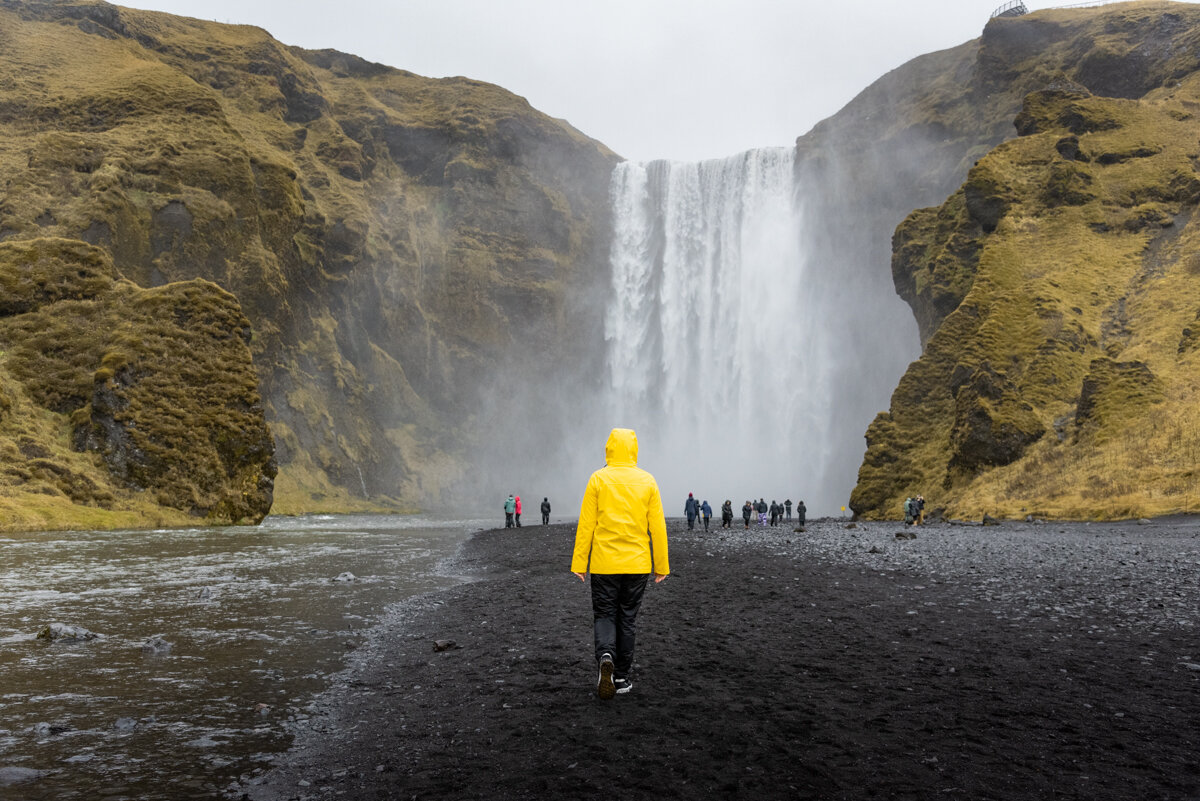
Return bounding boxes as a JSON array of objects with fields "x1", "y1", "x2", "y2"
[{"x1": 605, "y1": 428, "x2": 638, "y2": 467}]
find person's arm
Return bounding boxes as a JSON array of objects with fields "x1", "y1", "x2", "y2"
[
  {"x1": 647, "y1": 482, "x2": 669, "y2": 579},
  {"x1": 571, "y1": 475, "x2": 599, "y2": 579}
]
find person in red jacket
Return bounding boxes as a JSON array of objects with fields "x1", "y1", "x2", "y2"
[
  {"x1": 571, "y1": 428, "x2": 669, "y2": 699},
  {"x1": 514, "y1": 495, "x2": 522, "y2": 527}
]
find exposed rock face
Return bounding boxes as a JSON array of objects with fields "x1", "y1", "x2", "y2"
[
  {"x1": 946, "y1": 364, "x2": 1045, "y2": 481},
  {"x1": 850, "y1": 2, "x2": 1200, "y2": 519},
  {"x1": 0, "y1": 1, "x2": 617, "y2": 516},
  {"x1": 787, "y1": 3, "x2": 1200, "y2": 503},
  {"x1": 0, "y1": 238, "x2": 276, "y2": 525}
]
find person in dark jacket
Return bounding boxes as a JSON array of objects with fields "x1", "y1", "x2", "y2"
[
  {"x1": 797, "y1": 499, "x2": 806, "y2": 526},
  {"x1": 756, "y1": 498, "x2": 768, "y2": 526},
  {"x1": 684, "y1": 493, "x2": 699, "y2": 530},
  {"x1": 700, "y1": 500, "x2": 712, "y2": 531},
  {"x1": 785, "y1": 499, "x2": 793, "y2": 522},
  {"x1": 769, "y1": 501, "x2": 779, "y2": 526},
  {"x1": 741, "y1": 500, "x2": 753, "y2": 529},
  {"x1": 721, "y1": 500, "x2": 733, "y2": 528},
  {"x1": 541, "y1": 497, "x2": 551, "y2": 525}
]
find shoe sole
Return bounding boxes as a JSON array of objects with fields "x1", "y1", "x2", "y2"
[{"x1": 597, "y1": 658, "x2": 615, "y2": 700}]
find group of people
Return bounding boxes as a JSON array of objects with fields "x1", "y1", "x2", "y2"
[
  {"x1": 503, "y1": 494, "x2": 553, "y2": 527},
  {"x1": 736, "y1": 498, "x2": 805, "y2": 529},
  {"x1": 904, "y1": 495, "x2": 926, "y2": 525},
  {"x1": 683, "y1": 495, "x2": 806, "y2": 529}
]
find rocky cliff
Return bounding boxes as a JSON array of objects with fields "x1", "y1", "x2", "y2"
[
  {"x1": 849, "y1": 2, "x2": 1200, "y2": 519},
  {"x1": 0, "y1": 237, "x2": 274, "y2": 527},
  {"x1": 0, "y1": 0, "x2": 617, "y2": 524}
]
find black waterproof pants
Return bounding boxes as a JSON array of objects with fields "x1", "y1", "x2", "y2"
[
  {"x1": 505, "y1": 512, "x2": 513, "y2": 528},
  {"x1": 542, "y1": 513, "x2": 549, "y2": 524},
  {"x1": 590, "y1": 573, "x2": 649, "y2": 679}
]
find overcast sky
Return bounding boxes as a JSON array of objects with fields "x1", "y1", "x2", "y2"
[{"x1": 116, "y1": 0, "x2": 1110, "y2": 162}]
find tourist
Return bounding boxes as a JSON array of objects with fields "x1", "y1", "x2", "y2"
[
  {"x1": 684, "y1": 492, "x2": 699, "y2": 530},
  {"x1": 504, "y1": 494, "x2": 516, "y2": 528},
  {"x1": 571, "y1": 428, "x2": 669, "y2": 699},
  {"x1": 757, "y1": 498, "x2": 768, "y2": 527},
  {"x1": 742, "y1": 500, "x2": 753, "y2": 529},
  {"x1": 541, "y1": 497, "x2": 551, "y2": 525},
  {"x1": 721, "y1": 500, "x2": 733, "y2": 528},
  {"x1": 514, "y1": 495, "x2": 522, "y2": 527},
  {"x1": 700, "y1": 499, "x2": 712, "y2": 531},
  {"x1": 769, "y1": 500, "x2": 779, "y2": 527},
  {"x1": 785, "y1": 499, "x2": 793, "y2": 522},
  {"x1": 797, "y1": 499, "x2": 806, "y2": 527}
]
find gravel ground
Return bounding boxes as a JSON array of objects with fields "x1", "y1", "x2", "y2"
[{"x1": 237, "y1": 517, "x2": 1200, "y2": 801}]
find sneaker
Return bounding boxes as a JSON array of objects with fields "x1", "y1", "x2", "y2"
[
  {"x1": 597, "y1": 654, "x2": 616, "y2": 699},
  {"x1": 614, "y1": 677, "x2": 633, "y2": 694}
]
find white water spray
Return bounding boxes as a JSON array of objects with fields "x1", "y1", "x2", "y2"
[{"x1": 603, "y1": 148, "x2": 841, "y2": 514}]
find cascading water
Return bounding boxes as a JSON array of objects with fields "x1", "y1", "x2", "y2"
[{"x1": 603, "y1": 148, "x2": 841, "y2": 514}]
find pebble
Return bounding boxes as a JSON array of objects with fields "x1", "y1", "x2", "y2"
[{"x1": 686, "y1": 519, "x2": 1200, "y2": 636}]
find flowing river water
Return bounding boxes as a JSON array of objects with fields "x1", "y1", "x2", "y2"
[{"x1": 0, "y1": 514, "x2": 487, "y2": 800}]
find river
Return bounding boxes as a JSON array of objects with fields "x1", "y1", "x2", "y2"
[{"x1": 0, "y1": 514, "x2": 488, "y2": 800}]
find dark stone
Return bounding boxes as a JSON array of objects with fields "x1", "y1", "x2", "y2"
[
  {"x1": 982, "y1": 514, "x2": 1000, "y2": 526},
  {"x1": 1055, "y1": 136, "x2": 1085, "y2": 161},
  {"x1": 433, "y1": 639, "x2": 460, "y2": 652},
  {"x1": 947, "y1": 364, "x2": 1045, "y2": 478}
]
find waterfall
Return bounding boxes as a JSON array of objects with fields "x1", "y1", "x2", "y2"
[{"x1": 603, "y1": 148, "x2": 841, "y2": 514}]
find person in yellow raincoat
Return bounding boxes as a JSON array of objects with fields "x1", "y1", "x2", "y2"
[{"x1": 571, "y1": 428, "x2": 669, "y2": 699}]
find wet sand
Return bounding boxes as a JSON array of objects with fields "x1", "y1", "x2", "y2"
[{"x1": 240, "y1": 518, "x2": 1200, "y2": 800}]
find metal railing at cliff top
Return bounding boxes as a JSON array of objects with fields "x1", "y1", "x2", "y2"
[
  {"x1": 990, "y1": 0, "x2": 1029, "y2": 17},
  {"x1": 990, "y1": 0, "x2": 1146, "y2": 19}
]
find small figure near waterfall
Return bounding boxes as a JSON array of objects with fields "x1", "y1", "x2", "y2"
[
  {"x1": 796, "y1": 500, "x2": 806, "y2": 527},
  {"x1": 541, "y1": 497, "x2": 551, "y2": 525},
  {"x1": 504, "y1": 494, "x2": 516, "y2": 528},
  {"x1": 571, "y1": 428, "x2": 669, "y2": 699},
  {"x1": 785, "y1": 499, "x2": 793, "y2": 522},
  {"x1": 700, "y1": 500, "x2": 712, "y2": 531},
  {"x1": 515, "y1": 495, "x2": 523, "y2": 527},
  {"x1": 742, "y1": 500, "x2": 753, "y2": 529},
  {"x1": 721, "y1": 500, "x2": 733, "y2": 528},
  {"x1": 904, "y1": 497, "x2": 916, "y2": 525},
  {"x1": 684, "y1": 493, "x2": 699, "y2": 530}
]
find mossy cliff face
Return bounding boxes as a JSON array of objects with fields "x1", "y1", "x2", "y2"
[
  {"x1": 850, "y1": 12, "x2": 1200, "y2": 521},
  {"x1": 0, "y1": 238, "x2": 275, "y2": 528},
  {"x1": 793, "y1": 2, "x2": 1200, "y2": 508},
  {"x1": 0, "y1": 1, "x2": 617, "y2": 516}
]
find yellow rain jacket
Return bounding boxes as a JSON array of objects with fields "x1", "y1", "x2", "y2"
[{"x1": 571, "y1": 428, "x2": 669, "y2": 576}]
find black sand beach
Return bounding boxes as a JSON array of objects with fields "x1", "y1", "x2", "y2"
[{"x1": 241, "y1": 518, "x2": 1200, "y2": 800}]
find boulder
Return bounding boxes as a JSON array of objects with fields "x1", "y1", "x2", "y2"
[{"x1": 36, "y1": 623, "x2": 97, "y2": 641}]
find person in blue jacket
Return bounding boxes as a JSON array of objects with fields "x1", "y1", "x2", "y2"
[
  {"x1": 700, "y1": 499, "x2": 712, "y2": 531},
  {"x1": 683, "y1": 493, "x2": 699, "y2": 530}
]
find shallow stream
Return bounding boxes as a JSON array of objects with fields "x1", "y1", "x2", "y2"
[{"x1": 0, "y1": 514, "x2": 482, "y2": 800}]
